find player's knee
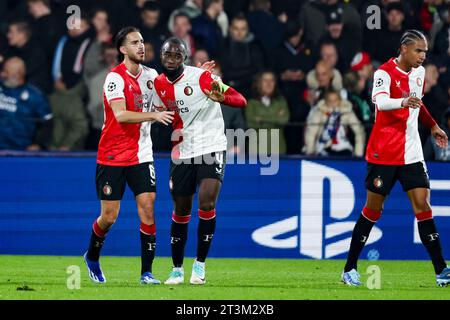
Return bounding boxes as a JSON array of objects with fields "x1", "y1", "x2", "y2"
[
  {"x1": 362, "y1": 206, "x2": 382, "y2": 223},
  {"x1": 138, "y1": 203, "x2": 154, "y2": 217},
  {"x1": 101, "y1": 215, "x2": 117, "y2": 226},
  {"x1": 199, "y1": 201, "x2": 216, "y2": 212}
]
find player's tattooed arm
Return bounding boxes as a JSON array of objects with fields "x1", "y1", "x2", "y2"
[{"x1": 110, "y1": 99, "x2": 174, "y2": 125}]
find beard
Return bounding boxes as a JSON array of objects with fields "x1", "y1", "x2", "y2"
[{"x1": 128, "y1": 53, "x2": 144, "y2": 64}]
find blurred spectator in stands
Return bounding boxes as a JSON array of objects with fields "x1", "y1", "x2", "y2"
[
  {"x1": 342, "y1": 71, "x2": 373, "y2": 138},
  {"x1": 50, "y1": 13, "x2": 92, "y2": 151},
  {"x1": 224, "y1": 0, "x2": 250, "y2": 20},
  {"x1": 420, "y1": 62, "x2": 449, "y2": 142},
  {"x1": 191, "y1": 48, "x2": 210, "y2": 66},
  {"x1": 171, "y1": 13, "x2": 196, "y2": 65},
  {"x1": 270, "y1": 0, "x2": 302, "y2": 21},
  {"x1": 299, "y1": 0, "x2": 362, "y2": 48},
  {"x1": 247, "y1": 0, "x2": 285, "y2": 56},
  {"x1": 318, "y1": 41, "x2": 344, "y2": 73},
  {"x1": 0, "y1": 57, "x2": 52, "y2": 150},
  {"x1": 246, "y1": 71, "x2": 290, "y2": 155},
  {"x1": 83, "y1": 8, "x2": 113, "y2": 80},
  {"x1": 424, "y1": 107, "x2": 450, "y2": 161},
  {"x1": 6, "y1": 20, "x2": 52, "y2": 94},
  {"x1": 83, "y1": 44, "x2": 117, "y2": 150},
  {"x1": 115, "y1": 0, "x2": 152, "y2": 32},
  {"x1": 220, "y1": 14, "x2": 265, "y2": 98},
  {"x1": 304, "y1": 89, "x2": 365, "y2": 157},
  {"x1": 139, "y1": 2, "x2": 170, "y2": 55},
  {"x1": 169, "y1": 0, "x2": 229, "y2": 37},
  {"x1": 306, "y1": 60, "x2": 343, "y2": 107},
  {"x1": 360, "y1": 0, "x2": 420, "y2": 36},
  {"x1": 143, "y1": 41, "x2": 161, "y2": 72},
  {"x1": 213, "y1": 62, "x2": 246, "y2": 154},
  {"x1": 419, "y1": 0, "x2": 446, "y2": 35},
  {"x1": 26, "y1": 0, "x2": 64, "y2": 66},
  {"x1": 191, "y1": 0, "x2": 225, "y2": 58},
  {"x1": 272, "y1": 21, "x2": 314, "y2": 154},
  {"x1": 365, "y1": 2, "x2": 405, "y2": 65},
  {"x1": 433, "y1": 4, "x2": 450, "y2": 84},
  {"x1": 349, "y1": 51, "x2": 374, "y2": 105},
  {"x1": 319, "y1": 5, "x2": 361, "y2": 72}
]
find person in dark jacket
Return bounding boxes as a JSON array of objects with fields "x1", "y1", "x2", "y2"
[
  {"x1": 271, "y1": 20, "x2": 314, "y2": 154},
  {"x1": 220, "y1": 14, "x2": 265, "y2": 98},
  {"x1": 5, "y1": 20, "x2": 52, "y2": 94},
  {"x1": 191, "y1": 0, "x2": 224, "y2": 58}
]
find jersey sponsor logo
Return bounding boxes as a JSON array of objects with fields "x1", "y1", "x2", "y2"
[
  {"x1": 375, "y1": 78, "x2": 383, "y2": 87},
  {"x1": 103, "y1": 184, "x2": 112, "y2": 196},
  {"x1": 251, "y1": 160, "x2": 383, "y2": 259},
  {"x1": 147, "y1": 80, "x2": 153, "y2": 90},
  {"x1": 184, "y1": 85, "x2": 193, "y2": 96},
  {"x1": 107, "y1": 82, "x2": 116, "y2": 92}
]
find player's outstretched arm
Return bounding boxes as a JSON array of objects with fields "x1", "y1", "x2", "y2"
[
  {"x1": 110, "y1": 99, "x2": 174, "y2": 125},
  {"x1": 203, "y1": 80, "x2": 247, "y2": 108}
]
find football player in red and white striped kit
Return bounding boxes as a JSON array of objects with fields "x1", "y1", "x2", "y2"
[
  {"x1": 342, "y1": 30, "x2": 450, "y2": 287},
  {"x1": 152, "y1": 38, "x2": 247, "y2": 285},
  {"x1": 83, "y1": 27, "x2": 175, "y2": 285}
]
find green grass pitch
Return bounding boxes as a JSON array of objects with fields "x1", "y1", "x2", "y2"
[{"x1": 1, "y1": 255, "x2": 449, "y2": 300}]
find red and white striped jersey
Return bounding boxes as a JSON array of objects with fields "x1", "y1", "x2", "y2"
[
  {"x1": 152, "y1": 66, "x2": 227, "y2": 159},
  {"x1": 367, "y1": 58, "x2": 426, "y2": 165},
  {"x1": 97, "y1": 63, "x2": 158, "y2": 166}
]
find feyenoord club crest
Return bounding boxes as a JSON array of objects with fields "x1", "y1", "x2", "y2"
[
  {"x1": 416, "y1": 77, "x2": 422, "y2": 86},
  {"x1": 373, "y1": 177, "x2": 383, "y2": 189},
  {"x1": 103, "y1": 184, "x2": 112, "y2": 196},
  {"x1": 184, "y1": 85, "x2": 193, "y2": 96},
  {"x1": 147, "y1": 80, "x2": 153, "y2": 90}
]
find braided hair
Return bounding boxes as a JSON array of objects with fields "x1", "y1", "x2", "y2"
[{"x1": 399, "y1": 29, "x2": 427, "y2": 47}]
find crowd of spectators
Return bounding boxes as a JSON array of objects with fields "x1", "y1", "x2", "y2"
[{"x1": 0, "y1": 0, "x2": 449, "y2": 160}]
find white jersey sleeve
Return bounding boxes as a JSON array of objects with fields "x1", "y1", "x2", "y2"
[
  {"x1": 103, "y1": 72, "x2": 125, "y2": 103},
  {"x1": 372, "y1": 69, "x2": 403, "y2": 111},
  {"x1": 372, "y1": 69, "x2": 391, "y2": 102}
]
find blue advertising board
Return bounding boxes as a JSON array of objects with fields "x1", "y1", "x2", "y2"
[{"x1": 1, "y1": 155, "x2": 449, "y2": 260}]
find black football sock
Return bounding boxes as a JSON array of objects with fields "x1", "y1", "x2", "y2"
[
  {"x1": 417, "y1": 213, "x2": 447, "y2": 275},
  {"x1": 171, "y1": 213, "x2": 190, "y2": 268},
  {"x1": 344, "y1": 213, "x2": 376, "y2": 272},
  {"x1": 140, "y1": 223, "x2": 156, "y2": 274},
  {"x1": 87, "y1": 220, "x2": 107, "y2": 261},
  {"x1": 197, "y1": 209, "x2": 216, "y2": 262}
]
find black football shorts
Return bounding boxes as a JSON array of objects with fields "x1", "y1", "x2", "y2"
[
  {"x1": 96, "y1": 162, "x2": 156, "y2": 200},
  {"x1": 365, "y1": 161, "x2": 430, "y2": 196},
  {"x1": 169, "y1": 151, "x2": 226, "y2": 197}
]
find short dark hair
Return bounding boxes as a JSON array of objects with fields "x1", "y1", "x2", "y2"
[
  {"x1": 203, "y1": 0, "x2": 222, "y2": 10},
  {"x1": 9, "y1": 20, "x2": 32, "y2": 40},
  {"x1": 161, "y1": 37, "x2": 188, "y2": 59},
  {"x1": 115, "y1": 26, "x2": 140, "y2": 62},
  {"x1": 142, "y1": 1, "x2": 160, "y2": 12},
  {"x1": 173, "y1": 12, "x2": 190, "y2": 23}
]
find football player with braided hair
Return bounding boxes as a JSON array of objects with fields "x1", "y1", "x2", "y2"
[{"x1": 341, "y1": 30, "x2": 450, "y2": 287}]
